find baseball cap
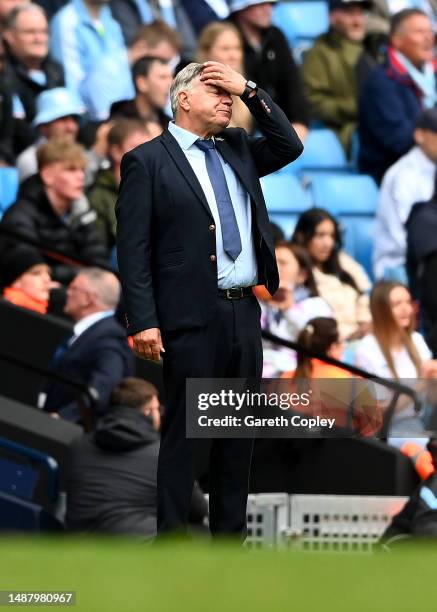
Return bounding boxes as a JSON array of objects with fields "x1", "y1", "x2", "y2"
[{"x1": 33, "y1": 88, "x2": 85, "y2": 127}]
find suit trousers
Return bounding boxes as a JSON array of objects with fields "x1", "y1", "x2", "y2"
[{"x1": 158, "y1": 293, "x2": 263, "y2": 537}]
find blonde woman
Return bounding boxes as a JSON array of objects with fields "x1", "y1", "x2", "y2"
[{"x1": 356, "y1": 281, "x2": 437, "y2": 445}]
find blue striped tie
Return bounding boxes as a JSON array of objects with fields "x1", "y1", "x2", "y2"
[{"x1": 196, "y1": 139, "x2": 242, "y2": 261}]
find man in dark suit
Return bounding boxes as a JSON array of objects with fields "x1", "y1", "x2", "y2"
[
  {"x1": 41, "y1": 267, "x2": 135, "y2": 424},
  {"x1": 116, "y1": 60, "x2": 303, "y2": 538}
]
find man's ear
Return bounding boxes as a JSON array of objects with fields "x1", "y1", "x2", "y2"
[
  {"x1": 39, "y1": 165, "x2": 54, "y2": 188},
  {"x1": 135, "y1": 75, "x2": 149, "y2": 94},
  {"x1": 414, "y1": 128, "x2": 424, "y2": 146},
  {"x1": 2, "y1": 29, "x2": 13, "y2": 47},
  {"x1": 178, "y1": 91, "x2": 190, "y2": 112}
]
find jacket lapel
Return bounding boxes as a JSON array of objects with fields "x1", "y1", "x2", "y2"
[
  {"x1": 214, "y1": 136, "x2": 261, "y2": 207},
  {"x1": 161, "y1": 130, "x2": 214, "y2": 218}
]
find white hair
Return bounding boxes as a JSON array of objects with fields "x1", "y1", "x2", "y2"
[
  {"x1": 170, "y1": 62, "x2": 204, "y2": 117},
  {"x1": 5, "y1": 3, "x2": 47, "y2": 29}
]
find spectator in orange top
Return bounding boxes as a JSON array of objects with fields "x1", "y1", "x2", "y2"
[
  {"x1": 281, "y1": 317, "x2": 382, "y2": 436},
  {"x1": 1, "y1": 247, "x2": 53, "y2": 313}
]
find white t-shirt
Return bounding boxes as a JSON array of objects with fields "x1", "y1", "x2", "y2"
[{"x1": 355, "y1": 332, "x2": 431, "y2": 379}]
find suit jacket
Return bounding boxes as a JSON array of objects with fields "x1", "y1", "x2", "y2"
[
  {"x1": 115, "y1": 88, "x2": 303, "y2": 336},
  {"x1": 43, "y1": 316, "x2": 135, "y2": 422}
]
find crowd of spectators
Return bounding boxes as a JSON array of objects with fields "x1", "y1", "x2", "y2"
[{"x1": 2, "y1": 0, "x2": 437, "y2": 536}]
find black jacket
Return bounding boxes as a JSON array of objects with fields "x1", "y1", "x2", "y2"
[
  {"x1": 66, "y1": 405, "x2": 160, "y2": 535},
  {"x1": 5, "y1": 52, "x2": 64, "y2": 153},
  {"x1": 0, "y1": 77, "x2": 14, "y2": 164},
  {"x1": 382, "y1": 473, "x2": 437, "y2": 542},
  {"x1": 42, "y1": 316, "x2": 136, "y2": 422},
  {"x1": 5, "y1": 53, "x2": 64, "y2": 123},
  {"x1": 232, "y1": 21, "x2": 309, "y2": 127},
  {"x1": 0, "y1": 181, "x2": 108, "y2": 283},
  {"x1": 406, "y1": 196, "x2": 437, "y2": 355},
  {"x1": 116, "y1": 87, "x2": 303, "y2": 335}
]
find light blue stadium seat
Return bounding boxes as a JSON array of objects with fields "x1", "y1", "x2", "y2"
[
  {"x1": 268, "y1": 213, "x2": 299, "y2": 240},
  {"x1": 341, "y1": 216, "x2": 375, "y2": 280},
  {"x1": 280, "y1": 129, "x2": 348, "y2": 175},
  {"x1": 272, "y1": 1, "x2": 329, "y2": 46},
  {"x1": 305, "y1": 172, "x2": 378, "y2": 213},
  {"x1": 0, "y1": 167, "x2": 19, "y2": 217},
  {"x1": 260, "y1": 173, "x2": 312, "y2": 213}
]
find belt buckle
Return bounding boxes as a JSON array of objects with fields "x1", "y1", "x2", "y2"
[{"x1": 226, "y1": 287, "x2": 242, "y2": 299}]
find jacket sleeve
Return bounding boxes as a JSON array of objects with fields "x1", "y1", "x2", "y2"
[
  {"x1": 359, "y1": 70, "x2": 415, "y2": 156},
  {"x1": 243, "y1": 88, "x2": 304, "y2": 178},
  {"x1": 58, "y1": 338, "x2": 134, "y2": 421},
  {"x1": 115, "y1": 151, "x2": 159, "y2": 335}
]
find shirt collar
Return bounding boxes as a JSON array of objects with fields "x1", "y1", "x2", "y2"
[
  {"x1": 168, "y1": 121, "x2": 201, "y2": 151},
  {"x1": 73, "y1": 310, "x2": 114, "y2": 339},
  {"x1": 73, "y1": 0, "x2": 109, "y2": 25},
  {"x1": 411, "y1": 145, "x2": 437, "y2": 173}
]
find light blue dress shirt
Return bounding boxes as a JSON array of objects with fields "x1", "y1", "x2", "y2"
[{"x1": 168, "y1": 121, "x2": 258, "y2": 290}]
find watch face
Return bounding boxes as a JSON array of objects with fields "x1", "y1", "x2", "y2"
[{"x1": 246, "y1": 80, "x2": 257, "y2": 91}]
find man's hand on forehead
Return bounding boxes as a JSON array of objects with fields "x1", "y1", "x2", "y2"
[{"x1": 200, "y1": 61, "x2": 246, "y2": 97}]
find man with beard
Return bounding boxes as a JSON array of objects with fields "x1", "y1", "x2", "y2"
[{"x1": 302, "y1": 0, "x2": 372, "y2": 155}]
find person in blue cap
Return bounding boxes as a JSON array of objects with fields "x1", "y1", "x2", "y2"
[{"x1": 16, "y1": 87, "x2": 84, "y2": 183}]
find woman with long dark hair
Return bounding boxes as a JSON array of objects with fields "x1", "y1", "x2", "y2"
[{"x1": 292, "y1": 208, "x2": 371, "y2": 341}]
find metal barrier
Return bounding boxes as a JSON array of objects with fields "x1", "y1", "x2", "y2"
[
  {"x1": 244, "y1": 494, "x2": 408, "y2": 551},
  {"x1": 246, "y1": 493, "x2": 290, "y2": 549}
]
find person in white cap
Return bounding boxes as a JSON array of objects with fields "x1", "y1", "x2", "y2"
[{"x1": 228, "y1": 0, "x2": 309, "y2": 141}]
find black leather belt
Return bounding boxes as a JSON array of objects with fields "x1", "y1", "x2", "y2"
[{"x1": 218, "y1": 286, "x2": 254, "y2": 300}]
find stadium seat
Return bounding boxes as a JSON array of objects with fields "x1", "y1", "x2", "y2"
[
  {"x1": 0, "y1": 437, "x2": 59, "y2": 504},
  {"x1": 282, "y1": 129, "x2": 348, "y2": 175},
  {"x1": 305, "y1": 172, "x2": 378, "y2": 213},
  {"x1": 261, "y1": 173, "x2": 312, "y2": 213},
  {"x1": 0, "y1": 167, "x2": 19, "y2": 217},
  {"x1": 272, "y1": 1, "x2": 329, "y2": 50},
  {"x1": 0, "y1": 491, "x2": 62, "y2": 532},
  {"x1": 268, "y1": 213, "x2": 299, "y2": 240}
]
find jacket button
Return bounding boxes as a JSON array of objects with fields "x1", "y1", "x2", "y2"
[
  {"x1": 209, "y1": 224, "x2": 215, "y2": 231},
  {"x1": 210, "y1": 255, "x2": 216, "y2": 262}
]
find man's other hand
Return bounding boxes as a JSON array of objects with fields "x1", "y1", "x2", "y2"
[
  {"x1": 200, "y1": 61, "x2": 246, "y2": 97},
  {"x1": 132, "y1": 328, "x2": 165, "y2": 362}
]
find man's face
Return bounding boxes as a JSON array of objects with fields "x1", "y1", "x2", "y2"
[
  {"x1": 41, "y1": 116, "x2": 79, "y2": 140},
  {"x1": 0, "y1": 0, "x2": 21, "y2": 23},
  {"x1": 392, "y1": 14, "x2": 434, "y2": 66},
  {"x1": 180, "y1": 77, "x2": 233, "y2": 134},
  {"x1": 137, "y1": 61, "x2": 173, "y2": 109},
  {"x1": 236, "y1": 2, "x2": 273, "y2": 30},
  {"x1": 64, "y1": 273, "x2": 94, "y2": 321},
  {"x1": 110, "y1": 129, "x2": 150, "y2": 166},
  {"x1": 41, "y1": 161, "x2": 85, "y2": 203},
  {"x1": 5, "y1": 10, "x2": 49, "y2": 64},
  {"x1": 143, "y1": 395, "x2": 161, "y2": 431},
  {"x1": 415, "y1": 127, "x2": 437, "y2": 161},
  {"x1": 330, "y1": 5, "x2": 366, "y2": 42}
]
